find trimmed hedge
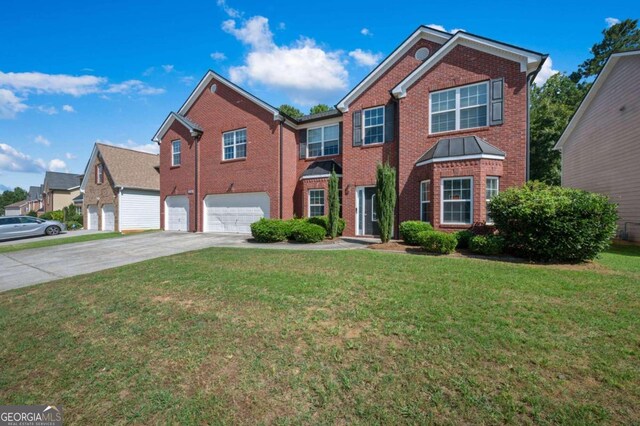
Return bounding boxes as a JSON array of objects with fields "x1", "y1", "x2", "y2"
[
  {"x1": 250, "y1": 218, "x2": 287, "y2": 243},
  {"x1": 290, "y1": 222, "x2": 326, "y2": 243},
  {"x1": 454, "y1": 230, "x2": 474, "y2": 249},
  {"x1": 399, "y1": 221, "x2": 433, "y2": 245},
  {"x1": 489, "y1": 182, "x2": 618, "y2": 262},
  {"x1": 469, "y1": 235, "x2": 505, "y2": 256},
  {"x1": 416, "y1": 230, "x2": 457, "y2": 254},
  {"x1": 307, "y1": 216, "x2": 345, "y2": 237},
  {"x1": 41, "y1": 210, "x2": 64, "y2": 222}
]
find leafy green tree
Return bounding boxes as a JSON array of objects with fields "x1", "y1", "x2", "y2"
[
  {"x1": 530, "y1": 74, "x2": 587, "y2": 184},
  {"x1": 572, "y1": 19, "x2": 640, "y2": 81},
  {"x1": 278, "y1": 104, "x2": 303, "y2": 119},
  {"x1": 309, "y1": 104, "x2": 331, "y2": 115},
  {"x1": 327, "y1": 170, "x2": 340, "y2": 238},
  {"x1": 0, "y1": 187, "x2": 28, "y2": 215},
  {"x1": 375, "y1": 163, "x2": 397, "y2": 243}
]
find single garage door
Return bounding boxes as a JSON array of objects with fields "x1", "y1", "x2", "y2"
[
  {"x1": 165, "y1": 196, "x2": 189, "y2": 231},
  {"x1": 203, "y1": 192, "x2": 270, "y2": 233},
  {"x1": 87, "y1": 205, "x2": 98, "y2": 230},
  {"x1": 102, "y1": 204, "x2": 115, "y2": 231}
]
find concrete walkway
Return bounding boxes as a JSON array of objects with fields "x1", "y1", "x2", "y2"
[{"x1": 0, "y1": 232, "x2": 371, "y2": 293}]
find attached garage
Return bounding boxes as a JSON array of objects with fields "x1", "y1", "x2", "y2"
[
  {"x1": 203, "y1": 192, "x2": 270, "y2": 234},
  {"x1": 120, "y1": 189, "x2": 160, "y2": 231},
  {"x1": 87, "y1": 205, "x2": 99, "y2": 230},
  {"x1": 165, "y1": 195, "x2": 189, "y2": 231},
  {"x1": 102, "y1": 204, "x2": 115, "y2": 231}
]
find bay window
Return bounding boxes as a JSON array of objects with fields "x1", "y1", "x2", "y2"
[
  {"x1": 420, "y1": 180, "x2": 430, "y2": 222},
  {"x1": 441, "y1": 177, "x2": 473, "y2": 224},
  {"x1": 309, "y1": 189, "x2": 325, "y2": 217},
  {"x1": 485, "y1": 177, "x2": 499, "y2": 223}
]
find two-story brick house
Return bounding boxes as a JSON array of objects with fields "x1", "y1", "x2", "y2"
[{"x1": 153, "y1": 26, "x2": 546, "y2": 236}]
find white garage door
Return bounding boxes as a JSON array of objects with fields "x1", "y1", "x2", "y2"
[
  {"x1": 203, "y1": 192, "x2": 270, "y2": 234},
  {"x1": 165, "y1": 196, "x2": 189, "y2": 231},
  {"x1": 87, "y1": 205, "x2": 98, "y2": 230},
  {"x1": 120, "y1": 189, "x2": 160, "y2": 231},
  {"x1": 102, "y1": 204, "x2": 115, "y2": 231}
]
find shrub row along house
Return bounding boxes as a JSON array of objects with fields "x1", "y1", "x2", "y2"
[{"x1": 152, "y1": 26, "x2": 546, "y2": 237}]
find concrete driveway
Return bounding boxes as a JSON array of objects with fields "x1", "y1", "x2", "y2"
[
  {"x1": 0, "y1": 231, "x2": 369, "y2": 292},
  {"x1": 0, "y1": 229, "x2": 101, "y2": 245}
]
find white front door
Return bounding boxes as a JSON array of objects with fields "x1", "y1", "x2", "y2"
[
  {"x1": 165, "y1": 196, "x2": 189, "y2": 231},
  {"x1": 102, "y1": 204, "x2": 115, "y2": 231},
  {"x1": 203, "y1": 192, "x2": 270, "y2": 233},
  {"x1": 87, "y1": 205, "x2": 98, "y2": 230}
]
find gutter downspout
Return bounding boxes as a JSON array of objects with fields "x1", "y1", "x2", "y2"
[
  {"x1": 279, "y1": 118, "x2": 284, "y2": 219},
  {"x1": 192, "y1": 132, "x2": 202, "y2": 232},
  {"x1": 394, "y1": 97, "x2": 400, "y2": 237}
]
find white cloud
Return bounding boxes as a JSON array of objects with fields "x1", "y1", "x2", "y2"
[
  {"x1": 360, "y1": 28, "x2": 373, "y2": 37},
  {"x1": 62, "y1": 104, "x2": 75, "y2": 112},
  {"x1": 427, "y1": 24, "x2": 465, "y2": 34},
  {"x1": 162, "y1": 64, "x2": 174, "y2": 73},
  {"x1": 217, "y1": 0, "x2": 242, "y2": 18},
  {"x1": 450, "y1": 28, "x2": 465, "y2": 34},
  {"x1": 0, "y1": 89, "x2": 28, "y2": 119},
  {"x1": 181, "y1": 76, "x2": 195, "y2": 86},
  {"x1": 0, "y1": 143, "x2": 45, "y2": 173},
  {"x1": 210, "y1": 52, "x2": 227, "y2": 61},
  {"x1": 224, "y1": 17, "x2": 348, "y2": 105},
  {"x1": 142, "y1": 67, "x2": 155, "y2": 76},
  {"x1": 348, "y1": 49, "x2": 383, "y2": 67},
  {"x1": 96, "y1": 139, "x2": 159, "y2": 154},
  {"x1": 277, "y1": 22, "x2": 286, "y2": 30},
  {"x1": 605, "y1": 17, "x2": 620, "y2": 27},
  {"x1": 534, "y1": 57, "x2": 559, "y2": 86},
  {"x1": 0, "y1": 71, "x2": 106, "y2": 96},
  {"x1": 104, "y1": 80, "x2": 165, "y2": 95},
  {"x1": 47, "y1": 158, "x2": 68, "y2": 172},
  {"x1": 65, "y1": 152, "x2": 77, "y2": 160},
  {"x1": 37, "y1": 105, "x2": 58, "y2": 115},
  {"x1": 34, "y1": 135, "x2": 51, "y2": 146}
]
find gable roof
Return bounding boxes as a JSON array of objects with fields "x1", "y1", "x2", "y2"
[
  {"x1": 554, "y1": 49, "x2": 640, "y2": 150},
  {"x1": 44, "y1": 171, "x2": 82, "y2": 191},
  {"x1": 152, "y1": 112, "x2": 204, "y2": 143},
  {"x1": 80, "y1": 144, "x2": 160, "y2": 192},
  {"x1": 393, "y1": 31, "x2": 546, "y2": 99},
  {"x1": 5, "y1": 200, "x2": 28, "y2": 209},
  {"x1": 336, "y1": 25, "x2": 452, "y2": 112},
  {"x1": 28, "y1": 185, "x2": 42, "y2": 201},
  {"x1": 416, "y1": 136, "x2": 505, "y2": 166},
  {"x1": 301, "y1": 160, "x2": 343, "y2": 179}
]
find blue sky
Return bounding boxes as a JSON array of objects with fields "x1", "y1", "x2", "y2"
[{"x1": 0, "y1": 0, "x2": 637, "y2": 191}]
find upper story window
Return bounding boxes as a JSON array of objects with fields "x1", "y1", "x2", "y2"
[
  {"x1": 430, "y1": 82, "x2": 488, "y2": 134},
  {"x1": 171, "y1": 140, "x2": 181, "y2": 166},
  {"x1": 307, "y1": 124, "x2": 339, "y2": 157},
  {"x1": 441, "y1": 177, "x2": 473, "y2": 224},
  {"x1": 223, "y1": 128, "x2": 247, "y2": 160},
  {"x1": 485, "y1": 177, "x2": 499, "y2": 224},
  {"x1": 96, "y1": 164, "x2": 104, "y2": 184},
  {"x1": 363, "y1": 106, "x2": 384, "y2": 145}
]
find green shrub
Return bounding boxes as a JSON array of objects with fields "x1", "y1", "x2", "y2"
[
  {"x1": 290, "y1": 222, "x2": 326, "y2": 243},
  {"x1": 455, "y1": 230, "x2": 475, "y2": 249},
  {"x1": 306, "y1": 216, "x2": 345, "y2": 237},
  {"x1": 399, "y1": 221, "x2": 433, "y2": 245},
  {"x1": 328, "y1": 170, "x2": 341, "y2": 238},
  {"x1": 283, "y1": 218, "x2": 306, "y2": 240},
  {"x1": 490, "y1": 182, "x2": 618, "y2": 262},
  {"x1": 376, "y1": 162, "x2": 397, "y2": 243},
  {"x1": 469, "y1": 235, "x2": 505, "y2": 255},
  {"x1": 416, "y1": 231, "x2": 457, "y2": 254},
  {"x1": 65, "y1": 220, "x2": 83, "y2": 230},
  {"x1": 26, "y1": 210, "x2": 38, "y2": 217},
  {"x1": 250, "y1": 218, "x2": 287, "y2": 243},
  {"x1": 41, "y1": 210, "x2": 64, "y2": 222}
]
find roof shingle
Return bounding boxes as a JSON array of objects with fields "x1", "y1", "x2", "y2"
[{"x1": 97, "y1": 144, "x2": 159, "y2": 191}]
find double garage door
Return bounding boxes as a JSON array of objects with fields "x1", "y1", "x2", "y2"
[
  {"x1": 86, "y1": 204, "x2": 115, "y2": 231},
  {"x1": 165, "y1": 192, "x2": 270, "y2": 233}
]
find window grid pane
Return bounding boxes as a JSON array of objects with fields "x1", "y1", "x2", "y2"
[
  {"x1": 442, "y1": 178, "x2": 472, "y2": 224},
  {"x1": 363, "y1": 107, "x2": 384, "y2": 145},
  {"x1": 309, "y1": 189, "x2": 325, "y2": 217},
  {"x1": 486, "y1": 177, "x2": 499, "y2": 223},
  {"x1": 307, "y1": 124, "x2": 340, "y2": 157},
  {"x1": 223, "y1": 129, "x2": 247, "y2": 160},
  {"x1": 430, "y1": 82, "x2": 488, "y2": 133},
  {"x1": 420, "y1": 181, "x2": 431, "y2": 222}
]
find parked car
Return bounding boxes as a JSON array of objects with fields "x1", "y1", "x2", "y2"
[{"x1": 0, "y1": 216, "x2": 67, "y2": 240}]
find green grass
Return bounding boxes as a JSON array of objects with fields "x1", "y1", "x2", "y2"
[
  {"x1": 0, "y1": 232, "x2": 123, "y2": 254},
  {"x1": 0, "y1": 245, "x2": 638, "y2": 424}
]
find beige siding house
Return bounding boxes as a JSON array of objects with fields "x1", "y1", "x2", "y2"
[
  {"x1": 42, "y1": 172, "x2": 83, "y2": 212},
  {"x1": 555, "y1": 50, "x2": 640, "y2": 241}
]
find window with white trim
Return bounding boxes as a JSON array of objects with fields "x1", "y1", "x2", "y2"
[
  {"x1": 485, "y1": 177, "x2": 499, "y2": 223},
  {"x1": 363, "y1": 106, "x2": 384, "y2": 145},
  {"x1": 96, "y1": 164, "x2": 104, "y2": 184},
  {"x1": 223, "y1": 128, "x2": 247, "y2": 160},
  {"x1": 371, "y1": 194, "x2": 378, "y2": 221},
  {"x1": 430, "y1": 82, "x2": 488, "y2": 133},
  {"x1": 420, "y1": 180, "x2": 430, "y2": 222},
  {"x1": 171, "y1": 140, "x2": 181, "y2": 166},
  {"x1": 307, "y1": 124, "x2": 339, "y2": 157},
  {"x1": 309, "y1": 189, "x2": 325, "y2": 217},
  {"x1": 442, "y1": 177, "x2": 473, "y2": 224}
]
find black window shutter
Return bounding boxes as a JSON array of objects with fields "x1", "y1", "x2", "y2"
[
  {"x1": 352, "y1": 110, "x2": 362, "y2": 146},
  {"x1": 385, "y1": 103, "x2": 395, "y2": 143},
  {"x1": 338, "y1": 122, "x2": 343, "y2": 154},
  {"x1": 299, "y1": 129, "x2": 307, "y2": 159},
  {"x1": 490, "y1": 78, "x2": 504, "y2": 126}
]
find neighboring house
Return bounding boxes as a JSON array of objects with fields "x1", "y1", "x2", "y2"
[
  {"x1": 27, "y1": 185, "x2": 44, "y2": 213},
  {"x1": 80, "y1": 143, "x2": 160, "y2": 232},
  {"x1": 153, "y1": 25, "x2": 546, "y2": 236},
  {"x1": 4, "y1": 200, "x2": 29, "y2": 216},
  {"x1": 43, "y1": 172, "x2": 83, "y2": 212},
  {"x1": 555, "y1": 50, "x2": 640, "y2": 242}
]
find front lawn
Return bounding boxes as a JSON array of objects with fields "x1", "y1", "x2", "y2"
[{"x1": 0, "y1": 246, "x2": 638, "y2": 424}]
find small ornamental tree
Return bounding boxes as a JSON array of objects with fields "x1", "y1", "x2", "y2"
[
  {"x1": 375, "y1": 162, "x2": 397, "y2": 243},
  {"x1": 328, "y1": 169, "x2": 340, "y2": 238}
]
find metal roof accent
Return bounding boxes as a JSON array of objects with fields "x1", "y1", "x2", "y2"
[
  {"x1": 301, "y1": 160, "x2": 343, "y2": 179},
  {"x1": 415, "y1": 136, "x2": 505, "y2": 166}
]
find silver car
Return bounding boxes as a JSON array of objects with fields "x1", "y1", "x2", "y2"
[{"x1": 0, "y1": 216, "x2": 67, "y2": 240}]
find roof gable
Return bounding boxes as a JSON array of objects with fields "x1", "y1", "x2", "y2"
[
  {"x1": 44, "y1": 171, "x2": 82, "y2": 191},
  {"x1": 336, "y1": 26, "x2": 452, "y2": 112},
  {"x1": 152, "y1": 112, "x2": 204, "y2": 143},
  {"x1": 554, "y1": 50, "x2": 640, "y2": 150}
]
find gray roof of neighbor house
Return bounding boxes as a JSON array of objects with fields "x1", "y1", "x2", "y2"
[
  {"x1": 44, "y1": 171, "x2": 83, "y2": 190},
  {"x1": 73, "y1": 193, "x2": 83, "y2": 202},
  {"x1": 5, "y1": 200, "x2": 28, "y2": 208},
  {"x1": 28, "y1": 185, "x2": 42, "y2": 200},
  {"x1": 301, "y1": 160, "x2": 343, "y2": 178},
  {"x1": 296, "y1": 109, "x2": 342, "y2": 123},
  {"x1": 96, "y1": 144, "x2": 160, "y2": 191},
  {"x1": 416, "y1": 136, "x2": 505, "y2": 165}
]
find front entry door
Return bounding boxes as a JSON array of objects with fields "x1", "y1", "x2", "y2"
[{"x1": 357, "y1": 187, "x2": 380, "y2": 236}]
